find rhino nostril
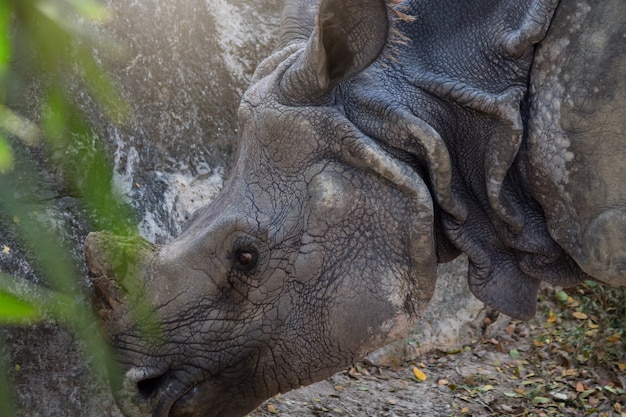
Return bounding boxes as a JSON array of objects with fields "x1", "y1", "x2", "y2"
[
  {"x1": 137, "y1": 373, "x2": 168, "y2": 400},
  {"x1": 125, "y1": 367, "x2": 170, "y2": 401}
]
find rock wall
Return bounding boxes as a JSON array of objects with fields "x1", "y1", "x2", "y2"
[{"x1": 0, "y1": 1, "x2": 486, "y2": 415}]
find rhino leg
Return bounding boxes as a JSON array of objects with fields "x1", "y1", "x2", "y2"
[{"x1": 527, "y1": 0, "x2": 626, "y2": 286}]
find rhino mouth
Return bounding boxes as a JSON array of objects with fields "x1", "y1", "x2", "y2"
[
  {"x1": 167, "y1": 378, "x2": 264, "y2": 417},
  {"x1": 167, "y1": 381, "x2": 215, "y2": 417},
  {"x1": 123, "y1": 367, "x2": 262, "y2": 417},
  {"x1": 120, "y1": 367, "x2": 194, "y2": 417}
]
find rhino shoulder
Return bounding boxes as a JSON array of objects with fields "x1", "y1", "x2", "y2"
[{"x1": 527, "y1": 0, "x2": 626, "y2": 286}]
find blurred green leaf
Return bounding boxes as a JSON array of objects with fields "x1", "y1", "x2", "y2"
[
  {"x1": 28, "y1": 0, "x2": 131, "y2": 126},
  {"x1": 67, "y1": 0, "x2": 112, "y2": 22},
  {"x1": 42, "y1": 89, "x2": 67, "y2": 143},
  {"x1": 0, "y1": 133, "x2": 13, "y2": 173},
  {"x1": 0, "y1": 1, "x2": 11, "y2": 87},
  {"x1": 37, "y1": 0, "x2": 113, "y2": 24},
  {"x1": 0, "y1": 0, "x2": 143, "y2": 407},
  {"x1": 0, "y1": 105, "x2": 42, "y2": 145},
  {"x1": 0, "y1": 290, "x2": 41, "y2": 323}
]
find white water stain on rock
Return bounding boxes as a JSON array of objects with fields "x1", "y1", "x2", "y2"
[
  {"x1": 138, "y1": 167, "x2": 224, "y2": 243},
  {"x1": 211, "y1": 0, "x2": 281, "y2": 93},
  {"x1": 111, "y1": 130, "x2": 140, "y2": 203},
  {"x1": 109, "y1": 125, "x2": 225, "y2": 244},
  {"x1": 211, "y1": 0, "x2": 249, "y2": 88},
  {"x1": 108, "y1": 127, "x2": 224, "y2": 244}
]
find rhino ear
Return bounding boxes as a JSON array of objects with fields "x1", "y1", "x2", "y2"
[{"x1": 279, "y1": 0, "x2": 388, "y2": 103}]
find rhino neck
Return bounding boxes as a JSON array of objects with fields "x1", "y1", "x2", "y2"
[{"x1": 335, "y1": 0, "x2": 591, "y2": 319}]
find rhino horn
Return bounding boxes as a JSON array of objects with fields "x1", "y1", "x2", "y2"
[
  {"x1": 84, "y1": 231, "x2": 156, "y2": 333},
  {"x1": 278, "y1": 0, "x2": 389, "y2": 104}
]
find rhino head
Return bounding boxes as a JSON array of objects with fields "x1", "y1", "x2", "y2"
[{"x1": 86, "y1": 1, "x2": 438, "y2": 416}]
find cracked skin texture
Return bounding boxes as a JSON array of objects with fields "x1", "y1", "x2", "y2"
[{"x1": 527, "y1": 0, "x2": 626, "y2": 286}]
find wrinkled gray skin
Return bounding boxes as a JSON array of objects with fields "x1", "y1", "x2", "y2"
[{"x1": 85, "y1": 0, "x2": 626, "y2": 416}]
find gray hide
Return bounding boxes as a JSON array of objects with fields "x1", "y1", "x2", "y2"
[{"x1": 527, "y1": 0, "x2": 626, "y2": 286}]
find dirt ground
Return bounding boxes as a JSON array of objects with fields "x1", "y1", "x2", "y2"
[{"x1": 250, "y1": 285, "x2": 626, "y2": 417}]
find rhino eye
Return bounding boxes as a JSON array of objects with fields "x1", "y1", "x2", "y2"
[{"x1": 232, "y1": 247, "x2": 258, "y2": 272}]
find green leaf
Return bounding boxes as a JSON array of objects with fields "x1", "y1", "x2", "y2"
[
  {"x1": 66, "y1": 0, "x2": 112, "y2": 22},
  {"x1": 0, "y1": 0, "x2": 11, "y2": 78},
  {"x1": 554, "y1": 290, "x2": 569, "y2": 302},
  {"x1": 0, "y1": 134, "x2": 13, "y2": 173},
  {"x1": 532, "y1": 396, "x2": 550, "y2": 405},
  {"x1": 509, "y1": 349, "x2": 521, "y2": 359},
  {"x1": 0, "y1": 290, "x2": 41, "y2": 323},
  {"x1": 0, "y1": 106, "x2": 42, "y2": 146}
]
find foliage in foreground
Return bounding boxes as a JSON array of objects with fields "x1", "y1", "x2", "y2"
[{"x1": 0, "y1": 0, "x2": 137, "y2": 415}]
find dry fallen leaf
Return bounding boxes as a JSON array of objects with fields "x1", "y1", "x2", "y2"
[
  {"x1": 506, "y1": 324, "x2": 516, "y2": 336},
  {"x1": 348, "y1": 367, "x2": 361, "y2": 378},
  {"x1": 567, "y1": 297, "x2": 581, "y2": 308},
  {"x1": 608, "y1": 333, "x2": 622, "y2": 343},
  {"x1": 573, "y1": 311, "x2": 588, "y2": 320},
  {"x1": 2, "y1": 245, "x2": 9, "y2": 254},
  {"x1": 412, "y1": 366, "x2": 427, "y2": 381}
]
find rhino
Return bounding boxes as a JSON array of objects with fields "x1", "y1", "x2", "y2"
[{"x1": 84, "y1": 0, "x2": 625, "y2": 416}]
